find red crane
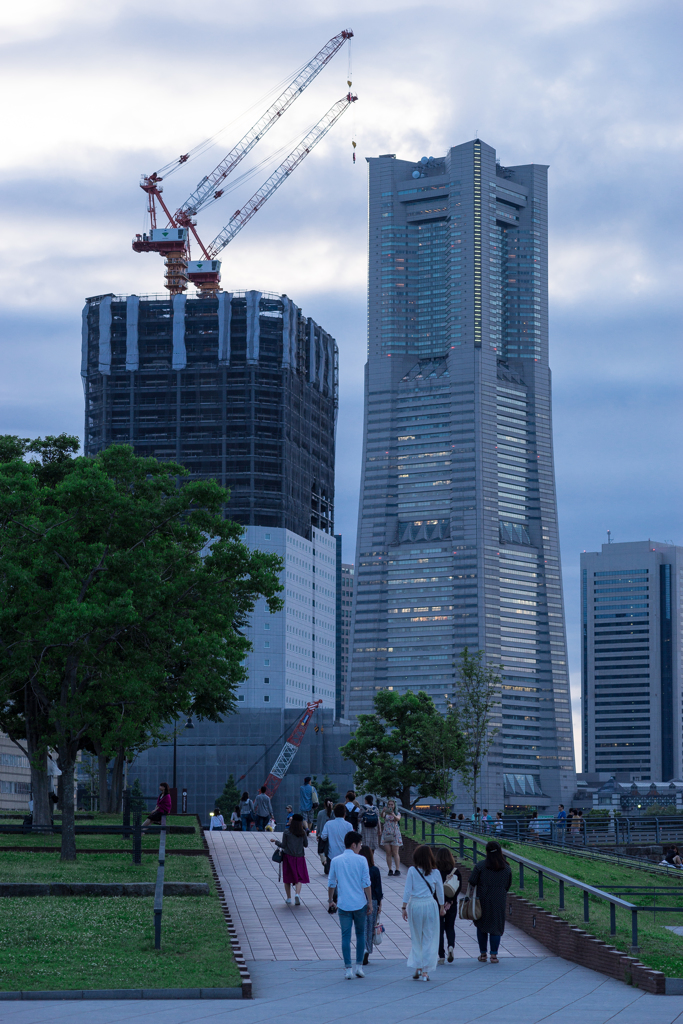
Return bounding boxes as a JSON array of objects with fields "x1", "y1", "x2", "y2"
[
  {"x1": 263, "y1": 700, "x2": 323, "y2": 799},
  {"x1": 132, "y1": 30, "x2": 354, "y2": 294}
]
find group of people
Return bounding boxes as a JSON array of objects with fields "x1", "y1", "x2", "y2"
[{"x1": 263, "y1": 782, "x2": 512, "y2": 981}]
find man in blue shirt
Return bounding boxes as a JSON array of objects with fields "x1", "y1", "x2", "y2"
[
  {"x1": 557, "y1": 804, "x2": 567, "y2": 843},
  {"x1": 299, "y1": 776, "x2": 313, "y2": 826},
  {"x1": 328, "y1": 831, "x2": 372, "y2": 979}
]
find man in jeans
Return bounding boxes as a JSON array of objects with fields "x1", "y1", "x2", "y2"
[
  {"x1": 253, "y1": 786, "x2": 273, "y2": 832},
  {"x1": 328, "y1": 831, "x2": 372, "y2": 980}
]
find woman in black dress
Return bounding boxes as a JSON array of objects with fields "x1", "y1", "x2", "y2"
[
  {"x1": 467, "y1": 840, "x2": 512, "y2": 963},
  {"x1": 435, "y1": 847, "x2": 461, "y2": 964}
]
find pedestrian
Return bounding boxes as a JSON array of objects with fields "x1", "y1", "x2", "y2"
[
  {"x1": 344, "y1": 791, "x2": 360, "y2": 830},
  {"x1": 299, "y1": 776, "x2": 314, "y2": 828},
  {"x1": 359, "y1": 844, "x2": 383, "y2": 965},
  {"x1": 316, "y1": 798, "x2": 335, "y2": 875},
  {"x1": 380, "y1": 799, "x2": 403, "y2": 876},
  {"x1": 435, "y1": 847, "x2": 461, "y2": 964},
  {"x1": 457, "y1": 813, "x2": 465, "y2": 824},
  {"x1": 141, "y1": 782, "x2": 172, "y2": 832},
  {"x1": 285, "y1": 804, "x2": 294, "y2": 829},
  {"x1": 359, "y1": 794, "x2": 381, "y2": 850},
  {"x1": 528, "y1": 811, "x2": 539, "y2": 838},
  {"x1": 210, "y1": 808, "x2": 226, "y2": 830},
  {"x1": 253, "y1": 786, "x2": 274, "y2": 832},
  {"x1": 240, "y1": 791, "x2": 255, "y2": 832},
  {"x1": 495, "y1": 812, "x2": 504, "y2": 835},
  {"x1": 230, "y1": 805, "x2": 240, "y2": 830},
  {"x1": 467, "y1": 840, "x2": 512, "y2": 964},
  {"x1": 481, "y1": 809, "x2": 491, "y2": 833},
  {"x1": 270, "y1": 813, "x2": 310, "y2": 905},
  {"x1": 471, "y1": 806, "x2": 480, "y2": 824},
  {"x1": 328, "y1": 831, "x2": 372, "y2": 980},
  {"x1": 321, "y1": 803, "x2": 353, "y2": 862},
  {"x1": 401, "y1": 844, "x2": 445, "y2": 982}
]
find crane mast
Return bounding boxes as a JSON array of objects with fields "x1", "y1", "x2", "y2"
[{"x1": 263, "y1": 700, "x2": 323, "y2": 799}]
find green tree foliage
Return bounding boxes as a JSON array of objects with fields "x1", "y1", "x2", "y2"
[
  {"x1": 128, "y1": 778, "x2": 146, "y2": 813},
  {"x1": 452, "y1": 648, "x2": 501, "y2": 813},
  {"x1": 215, "y1": 774, "x2": 241, "y2": 817},
  {"x1": 341, "y1": 690, "x2": 466, "y2": 809},
  {"x1": 311, "y1": 773, "x2": 339, "y2": 805},
  {"x1": 0, "y1": 444, "x2": 283, "y2": 860}
]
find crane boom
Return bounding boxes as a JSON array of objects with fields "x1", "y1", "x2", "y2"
[
  {"x1": 175, "y1": 29, "x2": 353, "y2": 223},
  {"x1": 204, "y1": 93, "x2": 357, "y2": 260},
  {"x1": 263, "y1": 700, "x2": 322, "y2": 799}
]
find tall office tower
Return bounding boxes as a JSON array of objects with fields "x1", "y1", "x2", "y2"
[
  {"x1": 348, "y1": 140, "x2": 574, "y2": 811},
  {"x1": 82, "y1": 289, "x2": 338, "y2": 710},
  {"x1": 337, "y1": 563, "x2": 355, "y2": 717},
  {"x1": 581, "y1": 540, "x2": 682, "y2": 781}
]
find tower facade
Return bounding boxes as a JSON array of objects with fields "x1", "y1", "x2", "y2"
[
  {"x1": 348, "y1": 141, "x2": 574, "y2": 811},
  {"x1": 581, "y1": 540, "x2": 682, "y2": 781}
]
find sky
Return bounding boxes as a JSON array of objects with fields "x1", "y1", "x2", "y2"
[{"x1": 1, "y1": 0, "x2": 682, "y2": 768}]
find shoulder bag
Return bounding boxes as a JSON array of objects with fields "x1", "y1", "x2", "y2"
[
  {"x1": 443, "y1": 868, "x2": 461, "y2": 900},
  {"x1": 459, "y1": 884, "x2": 481, "y2": 921}
]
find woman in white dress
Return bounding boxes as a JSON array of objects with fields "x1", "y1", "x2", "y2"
[{"x1": 401, "y1": 845, "x2": 445, "y2": 981}]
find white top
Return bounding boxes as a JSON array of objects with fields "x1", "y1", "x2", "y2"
[
  {"x1": 328, "y1": 849, "x2": 371, "y2": 912},
  {"x1": 402, "y1": 865, "x2": 444, "y2": 904},
  {"x1": 210, "y1": 814, "x2": 225, "y2": 830},
  {"x1": 321, "y1": 817, "x2": 353, "y2": 860}
]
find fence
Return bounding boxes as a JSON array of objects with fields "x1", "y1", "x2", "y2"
[
  {"x1": 399, "y1": 807, "x2": 683, "y2": 952},
  {"x1": 439, "y1": 813, "x2": 683, "y2": 848}
]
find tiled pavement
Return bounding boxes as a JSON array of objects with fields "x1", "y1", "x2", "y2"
[{"x1": 207, "y1": 829, "x2": 549, "y2": 961}]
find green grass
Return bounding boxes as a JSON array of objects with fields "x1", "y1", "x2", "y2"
[
  {"x1": 0, "y1": 851, "x2": 211, "y2": 884},
  {"x1": 0, "y1": 895, "x2": 240, "y2": 991},
  {"x1": 0, "y1": 814, "x2": 203, "y2": 851}
]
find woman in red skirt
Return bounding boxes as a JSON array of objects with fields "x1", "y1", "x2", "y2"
[{"x1": 271, "y1": 813, "x2": 310, "y2": 905}]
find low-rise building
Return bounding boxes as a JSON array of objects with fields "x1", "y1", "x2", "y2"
[{"x1": 0, "y1": 733, "x2": 31, "y2": 811}]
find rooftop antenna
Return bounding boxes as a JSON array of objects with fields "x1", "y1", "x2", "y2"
[{"x1": 607, "y1": 530, "x2": 612, "y2": 545}]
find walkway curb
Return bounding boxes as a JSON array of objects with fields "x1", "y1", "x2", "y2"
[
  {"x1": 202, "y1": 823, "x2": 252, "y2": 998},
  {"x1": 0, "y1": 988, "x2": 242, "y2": 1001}
]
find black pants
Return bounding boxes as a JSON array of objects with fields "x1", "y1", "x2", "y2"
[{"x1": 438, "y1": 903, "x2": 458, "y2": 957}]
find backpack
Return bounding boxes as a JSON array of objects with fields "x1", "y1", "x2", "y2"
[{"x1": 362, "y1": 807, "x2": 379, "y2": 829}]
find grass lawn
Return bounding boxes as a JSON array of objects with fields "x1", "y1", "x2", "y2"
[
  {"x1": 0, "y1": 895, "x2": 241, "y2": 991},
  {"x1": 0, "y1": 815, "x2": 240, "y2": 992},
  {"x1": 467, "y1": 837, "x2": 683, "y2": 978},
  {"x1": 0, "y1": 813, "x2": 203, "y2": 851}
]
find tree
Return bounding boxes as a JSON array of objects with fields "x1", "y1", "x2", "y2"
[
  {"x1": 215, "y1": 774, "x2": 241, "y2": 817},
  {"x1": 416, "y1": 705, "x2": 466, "y2": 812},
  {"x1": 0, "y1": 444, "x2": 283, "y2": 860},
  {"x1": 341, "y1": 690, "x2": 465, "y2": 808},
  {"x1": 452, "y1": 648, "x2": 501, "y2": 814},
  {"x1": 311, "y1": 773, "x2": 339, "y2": 805}
]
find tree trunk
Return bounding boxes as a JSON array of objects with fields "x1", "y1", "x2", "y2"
[
  {"x1": 23, "y1": 686, "x2": 51, "y2": 828},
  {"x1": 108, "y1": 747, "x2": 124, "y2": 813},
  {"x1": 401, "y1": 784, "x2": 412, "y2": 809},
  {"x1": 98, "y1": 753, "x2": 109, "y2": 813},
  {"x1": 59, "y1": 757, "x2": 77, "y2": 861}
]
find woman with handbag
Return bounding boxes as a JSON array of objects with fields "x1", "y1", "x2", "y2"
[
  {"x1": 380, "y1": 799, "x2": 403, "y2": 876},
  {"x1": 401, "y1": 845, "x2": 445, "y2": 982},
  {"x1": 315, "y1": 799, "x2": 335, "y2": 874},
  {"x1": 435, "y1": 847, "x2": 461, "y2": 964},
  {"x1": 270, "y1": 813, "x2": 310, "y2": 905},
  {"x1": 359, "y1": 845, "x2": 383, "y2": 965},
  {"x1": 240, "y1": 792, "x2": 255, "y2": 832},
  {"x1": 465, "y1": 840, "x2": 512, "y2": 963}
]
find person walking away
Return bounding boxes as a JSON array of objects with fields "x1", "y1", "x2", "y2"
[
  {"x1": 495, "y1": 812, "x2": 504, "y2": 835},
  {"x1": 285, "y1": 805, "x2": 294, "y2": 829},
  {"x1": 435, "y1": 847, "x2": 461, "y2": 964},
  {"x1": 467, "y1": 840, "x2": 512, "y2": 963},
  {"x1": 299, "y1": 776, "x2": 314, "y2": 828},
  {"x1": 359, "y1": 845, "x2": 383, "y2": 965},
  {"x1": 328, "y1": 831, "x2": 372, "y2": 979},
  {"x1": 471, "y1": 807, "x2": 480, "y2": 824},
  {"x1": 359, "y1": 795, "x2": 381, "y2": 851},
  {"x1": 253, "y1": 786, "x2": 274, "y2": 832},
  {"x1": 557, "y1": 803, "x2": 566, "y2": 844},
  {"x1": 270, "y1": 813, "x2": 310, "y2": 905},
  {"x1": 401, "y1": 845, "x2": 444, "y2": 981},
  {"x1": 230, "y1": 805, "x2": 240, "y2": 830},
  {"x1": 142, "y1": 782, "x2": 172, "y2": 832},
  {"x1": 321, "y1": 803, "x2": 353, "y2": 863},
  {"x1": 240, "y1": 792, "x2": 255, "y2": 832},
  {"x1": 344, "y1": 791, "x2": 360, "y2": 830},
  {"x1": 481, "y1": 809, "x2": 491, "y2": 833},
  {"x1": 316, "y1": 799, "x2": 335, "y2": 875},
  {"x1": 380, "y1": 799, "x2": 403, "y2": 876},
  {"x1": 210, "y1": 808, "x2": 225, "y2": 830}
]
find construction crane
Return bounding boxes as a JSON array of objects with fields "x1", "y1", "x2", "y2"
[
  {"x1": 263, "y1": 700, "x2": 323, "y2": 799},
  {"x1": 132, "y1": 29, "x2": 354, "y2": 294}
]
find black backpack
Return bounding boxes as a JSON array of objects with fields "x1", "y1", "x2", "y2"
[{"x1": 361, "y1": 807, "x2": 379, "y2": 829}]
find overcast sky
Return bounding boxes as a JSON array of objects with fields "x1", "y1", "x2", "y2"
[{"x1": 1, "y1": 0, "x2": 682, "y2": 766}]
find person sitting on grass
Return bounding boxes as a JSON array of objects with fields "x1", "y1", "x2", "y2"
[{"x1": 142, "y1": 782, "x2": 172, "y2": 832}]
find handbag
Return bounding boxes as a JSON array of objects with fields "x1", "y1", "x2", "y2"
[
  {"x1": 374, "y1": 915, "x2": 384, "y2": 945},
  {"x1": 443, "y1": 868, "x2": 461, "y2": 900},
  {"x1": 459, "y1": 885, "x2": 481, "y2": 921},
  {"x1": 271, "y1": 846, "x2": 284, "y2": 863}
]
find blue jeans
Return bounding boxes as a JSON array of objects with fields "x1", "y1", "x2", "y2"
[
  {"x1": 338, "y1": 907, "x2": 366, "y2": 968},
  {"x1": 255, "y1": 815, "x2": 269, "y2": 832},
  {"x1": 476, "y1": 929, "x2": 501, "y2": 955},
  {"x1": 241, "y1": 815, "x2": 252, "y2": 832}
]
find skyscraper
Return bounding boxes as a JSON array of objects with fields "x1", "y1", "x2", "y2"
[
  {"x1": 82, "y1": 288, "x2": 338, "y2": 710},
  {"x1": 348, "y1": 140, "x2": 575, "y2": 811},
  {"x1": 581, "y1": 540, "x2": 682, "y2": 781}
]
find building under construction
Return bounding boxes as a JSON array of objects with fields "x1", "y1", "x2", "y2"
[{"x1": 82, "y1": 290, "x2": 337, "y2": 538}]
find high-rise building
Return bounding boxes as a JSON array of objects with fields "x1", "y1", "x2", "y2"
[
  {"x1": 82, "y1": 289, "x2": 338, "y2": 710},
  {"x1": 580, "y1": 540, "x2": 682, "y2": 781},
  {"x1": 348, "y1": 140, "x2": 574, "y2": 812},
  {"x1": 336, "y1": 562, "x2": 355, "y2": 717}
]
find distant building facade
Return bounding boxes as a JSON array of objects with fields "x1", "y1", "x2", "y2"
[
  {"x1": 0, "y1": 734, "x2": 31, "y2": 811},
  {"x1": 581, "y1": 540, "x2": 682, "y2": 780}
]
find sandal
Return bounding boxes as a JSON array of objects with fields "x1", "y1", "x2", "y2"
[
  {"x1": 490, "y1": 955, "x2": 499, "y2": 964},
  {"x1": 478, "y1": 954, "x2": 488, "y2": 963},
  {"x1": 413, "y1": 969, "x2": 421, "y2": 979},
  {"x1": 421, "y1": 972, "x2": 429, "y2": 982}
]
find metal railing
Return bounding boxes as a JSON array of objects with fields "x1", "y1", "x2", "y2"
[
  {"x1": 399, "y1": 807, "x2": 683, "y2": 951},
  {"x1": 447, "y1": 813, "x2": 683, "y2": 848}
]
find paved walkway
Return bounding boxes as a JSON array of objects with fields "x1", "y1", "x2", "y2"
[{"x1": 207, "y1": 830, "x2": 549, "y2": 960}]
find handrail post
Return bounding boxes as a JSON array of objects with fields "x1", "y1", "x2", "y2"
[
  {"x1": 559, "y1": 879, "x2": 564, "y2": 909},
  {"x1": 610, "y1": 902, "x2": 616, "y2": 935},
  {"x1": 584, "y1": 890, "x2": 589, "y2": 922},
  {"x1": 516, "y1": 821, "x2": 520, "y2": 841},
  {"x1": 582, "y1": 819, "x2": 587, "y2": 847},
  {"x1": 421, "y1": 818, "x2": 425, "y2": 841},
  {"x1": 472, "y1": 840, "x2": 477, "y2": 863},
  {"x1": 132, "y1": 810, "x2": 142, "y2": 865},
  {"x1": 538, "y1": 869, "x2": 543, "y2": 899},
  {"x1": 627, "y1": 817, "x2": 631, "y2": 843},
  {"x1": 459, "y1": 832, "x2": 464, "y2": 859},
  {"x1": 631, "y1": 908, "x2": 638, "y2": 951},
  {"x1": 123, "y1": 788, "x2": 130, "y2": 839},
  {"x1": 656, "y1": 818, "x2": 660, "y2": 844},
  {"x1": 431, "y1": 820, "x2": 435, "y2": 845},
  {"x1": 413, "y1": 815, "x2": 416, "y2": 836},
  {"x1": 153, "y1": 813, "x2": 167, "y2": 950},
  {"x1": 519, "y1": 862, "x2": 524, "y2": 890}
]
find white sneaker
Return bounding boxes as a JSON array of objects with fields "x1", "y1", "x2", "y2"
[
  {"x1": 437, "y1": 957, "x2": 445, "y2": 965},
  {"x1": 344, "y1": 968, "x2": 354, "y2": 980},
  {"x1": 355, "y1": 966, "x2": 365, "y2": 978},
  {"x1": 447, "y1": 946, "x2": 454, "y2": 963},
  {"x1": 294, "y1": 895, "x2": 300, "y2": 905},
  {"x1": 285, "y1": 898, "x2": 292, "y2": 905}
]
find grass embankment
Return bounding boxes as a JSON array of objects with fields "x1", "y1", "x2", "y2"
[
  {"x1": 0, "y1": 814, "x2": 240, "y2": 992},
  {"x1": 0, "y1": 813, "x2": 204, "y2": 851},
  {"x1": 475, "y1": 837, "x2": 683, "y2": 978}
]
